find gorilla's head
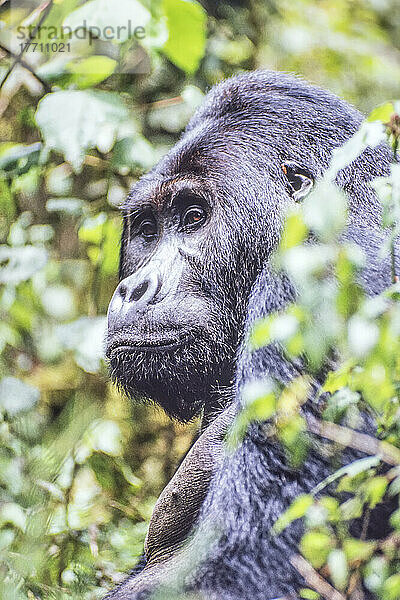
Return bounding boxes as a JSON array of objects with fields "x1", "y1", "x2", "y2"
[{"x1": 106, "y1": 70, "x2": 381, "y2": 421}]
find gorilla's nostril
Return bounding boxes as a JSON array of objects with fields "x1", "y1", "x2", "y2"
[{"x1": 130, "y1": 280, "x2": 149, "y2": 302}]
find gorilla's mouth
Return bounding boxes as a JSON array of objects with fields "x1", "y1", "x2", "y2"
[{"x1": 106, "y1": 333, "x2": 192, "y2": 356}]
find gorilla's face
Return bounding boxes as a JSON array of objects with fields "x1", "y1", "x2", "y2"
[{"x1": 106, "y1": 168, "x2": 245, "y2": 421}]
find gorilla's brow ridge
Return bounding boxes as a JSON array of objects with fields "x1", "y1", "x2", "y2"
[{"x1": 123, "y1": 175, "x2": 213, "y2": 215}]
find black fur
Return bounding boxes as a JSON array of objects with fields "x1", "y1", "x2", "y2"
[{"x1": 105, "y1": 71, "x2": 394, "y2": 599}]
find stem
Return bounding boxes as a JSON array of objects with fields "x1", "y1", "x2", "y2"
[
  {"x1": 0, "y1": 42, "x2": 51, "y2": 93},
  {"x1": 290, "y1": 555, "x2": 346, "y2": 600},
  {"x1": 391, "y1": 232, "x2": 398, "y2": 284}
]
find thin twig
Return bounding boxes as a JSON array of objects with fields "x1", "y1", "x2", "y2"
[
  {"x1": 390, "y1": 240, "x2": 398, "y2": 284},
  {"x1": 145, "y1": 95, "x2": 183, "y2": 109},
  {"x1": 290, "y1": 554, "x2": 346, "y2": 600},
  {"x1": 360, "y1": 507, "x2": 371, "y2": 541},
  {"x1": 306, "y1": 414, "x2": 400, "y2": 466},
  {"x1": 0, "y1": 42, "x2": 51, "y2": 92}
]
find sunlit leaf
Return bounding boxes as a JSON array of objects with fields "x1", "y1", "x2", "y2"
[
  {"x1": 273, "y1": 494, "x2": 313, "y2": 534},
  {"x1": 162, "y1": 0, "x2": 206, "y2": 73},
  {"x1": 367, "y1": 102, "x2": 395, "y2": 124},
  {"x1": 300, "y1": 530, "x2": 333, "y2": 568},
  {"x1": 363, "y1": 476, "x2": 388, "y2": 508},
  {"x1": 343, "y1": 538, "x2": 375, "y2": 563},
  {"x1": 35, "y1": 91, "x2": 129, "y2": 171},
  {"x1": 0, "y1": 503, "x2": 26, "y2": 531},
  {"x1": 78, "y1": 213, "x2": 107, "y2": 245},
  {"x1": 312, "y1": 456, "x2": 380, "y2": 495},
  {"x1": 65, "y1": 56, "x2": 117, "y2": 89},
  {"x1": 383, "y1": 574, "x2": 400, "y2": 600}
]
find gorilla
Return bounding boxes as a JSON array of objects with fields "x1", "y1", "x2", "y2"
[{"x1": 105, "y1": 71, "x2": 395, "y2": 599}]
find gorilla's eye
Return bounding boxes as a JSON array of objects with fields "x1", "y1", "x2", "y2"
[
  {"x1": 181, "y1": 205, "x2": 207, "y2": 231},
  {"x1": 138, "y1": 217, "x2": 157, "y2": 240},
  {"x1": 281, "y1": 161, "x2": 314, "y2": 202}
]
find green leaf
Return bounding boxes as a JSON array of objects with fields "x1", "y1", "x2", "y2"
[
  {"x1": 347, "y1": 315, "x2": 379, "y2": 358},
  {"x1": 227, "y1": 379, "x2": 276, "y2": 448},
  {"x1": 383, "y1": 574, "x2": 400, "y2": 600},
  {"x1": 241, "y1": 379, "x2": 277, "y2": 421},
  {"x1": 29, "y1": 224, "x2": 54, "y2": 244},
  {"x1": 340, "y1": 497, "x2": 363, "y2": 520},
  {"x1": 89, "y1": 420, "x2": 122, "y2": 456},
  {"x1": 41, "y1": 285, "x2": 76, "y2": 320},
  {"x1": 101, "y1": 218, "x2": 121, "y2": 276},
  {"x1": 0, "y1": 142, "x2": 41, "y2": 174},
  {"x1": 46, "y1": 164, "x2": 73, "y2": 196},
  {"x1": 303, "y1": 180, "x2": 347, "y2": 242},
  {"x1": 367, "y1": 102, "x2": 395, "y2": 124},
  {"x1": 364, "y1": 476, "x2": 388, "y2": 508},
  {"x1": 278, "y1": 414, "x2": 308, "y2": 467},
  {"x1": 343, "y1": 538, "x2": 375, "y2": 563},
  {"x1": 322, "y1": 387, "x2": 360, "y2": 423},
  {"x1": 0, "y1": 180, "x2": 15, "y2": 223},
  {"x1": 388, "y1": 475, "x2": 400, "y2": 498},
  {"x1": 390, "y1": 508, "x2": 400, "y2": 530},
  {"x1": 35, "y1": 90, "x2": 129, "y2": 171},
  {"x1": 112, "y1": 136, "x2": 157, "y2": 172},
  {"x1": 327, "y1": 121, "x2": 386, "y2": 180},
  {"x1": 0, "y1": 377, "x2": 40, "y2": 416},
  {"x1": 12, "y1": 166, "x2": 41, "y2": 197},
  {"x1": 250, "y1": 317, "x2": 272, "y2": 350},
  {"x1": 272, "y1": 494, "x2": 313, "y2": 534},
  {"x1": 319, "y1": 497, "x2": 340, "y2": 522},
  {"x1": 65, "y1": 55, "x2": 117, "y2": 88},
  {"x1": 364, "y1": 556, "x2": 388, "y2": 594},
  {"x1": 78, "y1": 213, "x2": 107, "y2": 245},
  {"x1": 148, "y1": 84, "x2": 204, "y2": 133},
  {"x1": 63, "y1": 0, "x2": 150, "y2": 43},
  {"x1": 299, "y1": 589, "x2": 320, "y2": 600},
  {"x1": 0, "y1": 503, "x2": 26, "y2": 531},
  {"x1": 250, "y1": 313, "x2": 299, "y2": 350},
  {"x1": 280, "y1": 211, "x2": 308, "y2": 251},
  {"x1": 300, "y1": 530, "x2": 333, "y2": 568},
  {"x1": 162, "y1": 0, "x2": 206, "y2": 73}
]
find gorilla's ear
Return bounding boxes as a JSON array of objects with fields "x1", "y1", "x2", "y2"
[{"x1": 281, "y1": 161, "x2": 314, "y2": 202}]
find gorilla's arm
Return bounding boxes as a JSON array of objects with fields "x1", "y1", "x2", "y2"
[
  {"x1": 103, "y1": 404, "x2": 235, "y2": 599},
  {"x1": 145, "y1": 403, "x2": 235, "y2": 565}
]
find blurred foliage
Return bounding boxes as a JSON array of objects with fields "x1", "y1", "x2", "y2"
[
  {"x1": 237, "y1": 111, "x2": 400, "y2": 599},
  {"x1": 0, "y1": 0, "x2": 400, "y2": 598}
]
